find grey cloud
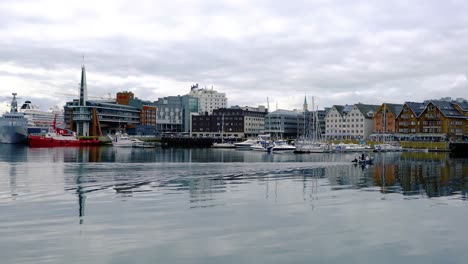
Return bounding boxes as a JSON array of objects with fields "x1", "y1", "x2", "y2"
[{"x1": 1, "y1": 0, "x2": 468, "y2": 110}]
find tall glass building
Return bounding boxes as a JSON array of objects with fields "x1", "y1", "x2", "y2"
[{"x1": 155, "y1": 95, "x2": 199, "y2": 133}]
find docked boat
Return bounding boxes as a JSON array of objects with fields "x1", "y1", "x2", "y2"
[
  {"x1": 295, "y1": 107, "x2": 329, "y2": 153},
  {"x1": 108, "y1": 132, "x2": 155, "y2": 148},
  {"x1": 212, "y1": 114, "x2": 236, "y2": 148},
  {"x1": 212, "y1": 141, "x2": 236, "y2": 148},
  {"x1": 234, "y1": 139, "x2": 258, "y2": 148},
  {"x1": 250, "y1": 135, "x2": 273, "y2": 151},
  {"x1": 332, "y1": 142, "x2": 371, "y2": 152},
  {"x1": 295, "y1": 140, "x2": 330, "y2": 153},
  {"x1": 268, "y1": 140, "x2": 296, "y2": 152},
  {"x1": 374, "y1": 143, "x2": 403, "y2": 152},
  {"x1": 251, "y1": 142, "x2": 270, "y2": 151},
  {"x1": 0, "y1": 93, "x2": 28, "y2": 144},
  {"x1": 28, "y1": 118, "x2": 99, "y2": 147},
  {"x1": 19, "y1": 100, "x2": 64, "y2": 133}
]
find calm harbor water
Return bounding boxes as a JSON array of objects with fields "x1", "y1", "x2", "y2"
[{"x1": 1, "y1": 144, "x2": 468, "y2": 264}]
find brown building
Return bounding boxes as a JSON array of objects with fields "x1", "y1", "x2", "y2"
[
  {"x1": 373, "y1": 103, "x2": 403, "y2": 134},
  {"x1": 396, "y1": 100, "x2": 468, "y2": 141},
  {"x1": 116, "y1": 91, "x2": 134, "y2": 106},
  {"x1": 140, "y1": 105, "x2": 157, "y2": 126},
  {"x1": 419, "y1": 101, "x2": 467, "y2": 140},
  {"x1": 395, "y1": 102, "x2": 425, "y2": 136}
]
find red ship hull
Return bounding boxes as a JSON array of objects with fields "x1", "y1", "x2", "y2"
[{"x1": 28, "y1": 134, "x2": 100, "y2": 147}]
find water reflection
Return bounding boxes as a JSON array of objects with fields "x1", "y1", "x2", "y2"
[
  {"x1": 9, "y1": 165, "x2": 17, "y2": 198},
  {"x1": 3, "y1": 145, "x2": 468, "y2": 264}
]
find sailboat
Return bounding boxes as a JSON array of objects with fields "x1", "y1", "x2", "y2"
[
  {"x1": 268, "y1": 101, "x2": 296, "y2": 152},
  {"x1": 212, "y1": 114, "x2": 235, "y2": 148},
  {"x1": 295, "y1": 97, "x2": 329, "y2": 153}
]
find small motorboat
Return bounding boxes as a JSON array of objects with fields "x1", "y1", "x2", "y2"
[{"x1": 352, "y1": 154, "x2": 374, "y2": 164}]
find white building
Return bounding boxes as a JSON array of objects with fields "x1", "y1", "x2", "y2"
[
  {"x1": 325, "y1": 103, "x2": 379, "y2": 140},
  {"x1": 188, "y1": 84, "x2": 227, "y2": 114},
  {"x1": 232, "y1": 105, "x2": 268, "y2": 137}
]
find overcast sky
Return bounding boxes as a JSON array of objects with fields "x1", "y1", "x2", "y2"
[{"x1": 1, "y1": 0, "x2": 468, "y2": 113}]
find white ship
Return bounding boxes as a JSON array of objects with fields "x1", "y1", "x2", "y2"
[
  {"x1": 19, "y1": 100, "x2": 64, "y2": 132},
  {"x1": 0, "y1": 93, "x2": 28, "y2": 144}
]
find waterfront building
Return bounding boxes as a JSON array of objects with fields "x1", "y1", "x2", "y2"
[
  {"x1": 395, "y1": 100, "x2": 468, "y2": 141},
  {"x1": 325, "y1": 104, "x2": 379, "y2": 140},
  {"x1": 395, "y1": 102, "x2": 425, "y2": 136},
  {"x1": 155, "y1": 95, "x2": 198, "y2": 133},
  {"x1": 116, "y1": 91, "x2": 134, "y2": 106},
  {"x1": 65, "y1": 99, "x2": 141, "y2": 136},
  {"x1": 372, "y1": 103, "x2": 403, "y2": 139},
  {"x1": 191, "y1": 106, "x2": 268, "y2": 138},
  {"x1": 126, "y1": 95, "x2": 157, "y2": 135},
  {"x1": 64, "y1": 67, "x2": 145, "y2": 136},
  {"x1": 188, "y1": 84, "x2": 227, "y2": 114},
  {"x1": 344, "y1": 103, "x2": 380, "y2": 140},
  {"x1": 265, "y1": 109, "x2": 303, "y2": 139},
  {"x1": 324, "y1": 104, "x2": 352, "y2": 140}
]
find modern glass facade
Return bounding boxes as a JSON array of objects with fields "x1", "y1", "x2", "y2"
[{"x1": 155, "y1": 95, "x2": 199, "y2": 133}]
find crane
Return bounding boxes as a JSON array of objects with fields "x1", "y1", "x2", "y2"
[{"x1": 55, "y1": 92, "x2": 116, "y2": 100}]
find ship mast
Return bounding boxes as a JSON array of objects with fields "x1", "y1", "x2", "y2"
[{"x1": 10, "y1": 93, "x2": 18, "y2": 113}]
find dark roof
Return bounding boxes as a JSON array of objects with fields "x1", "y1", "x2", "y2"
[
  {"x1": 453, "y1": 102, "x2": 468, "y2": 112},
  {"x1": 430, "y1": 100, "x2": 465, "y2": 118},
  {"x1": 333, "y1": 105, "x2": 345, "y2": 115},
  {"x1": 403, "y1": 102, "x2": 426, "y2": 117},
  {"x1": 355, "y1": 103, "x2": 380, "y2": 118},
  {"x1": 384, "y1": 103, "x2": 403, "y2": 115}
]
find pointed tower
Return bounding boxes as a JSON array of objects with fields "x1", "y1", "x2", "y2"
[
  {"x1": 303, "y1": 96, "x2": 308, "y2": 112},
  {"x1": 79, "y1": 65, "x2": 88, "y2": 106},
  {"x1": 74, "y1": 64, "x2": 91, "y2": 136}
]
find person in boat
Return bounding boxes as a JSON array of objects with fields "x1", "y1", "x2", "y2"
[
  {"x1": 353, "y1": 153, "x2": 359, "y2": 163},
  {"x1": 361, "y1": 153, "x2": 365, "y2": 161}
]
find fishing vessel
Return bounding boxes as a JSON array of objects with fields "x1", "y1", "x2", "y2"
[
  {"x1": 0, "y1": 93, "x2": 28, "y2": 144},
  {"x1": 28, "y1": 117, "x2": 99, "y2": 147}
]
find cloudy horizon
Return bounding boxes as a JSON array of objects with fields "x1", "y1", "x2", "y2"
[{"x1": 1, "y1": 0, "x2": 468, "y2": 113}]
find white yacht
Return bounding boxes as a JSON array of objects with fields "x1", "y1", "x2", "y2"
[
  {"x1": 295, "y1": 141, "x2": 328, "y2": 153},
  {"x1": 250, "y1": 135, "x2": 273, "y2": 151},
  {"x1": 251, "y1": 141, "x2": 272, "y2": 152},
  {"x1": 268, "y1": 140, "x2": 296, "y2": 152},
  {"x1": 109, "y1": 132, "x2": 154, "y2": 148},
  {"x1": 212, "y1": 141, "x2": 236, "y2": 148},
  {"x1": 234, "y1": 139, "x2": 258, "y2": 149},
  {"x1": 374, "y1": 143, "x2": 403, "y2": 152}
]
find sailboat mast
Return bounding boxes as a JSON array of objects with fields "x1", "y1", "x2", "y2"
[
  {"x1": 312, "y1": 96, "x2": 316, "y2": 142},
  {"x1": 267, "y1": 97, "x2": 271, "y2": 137},
  {"x1": 221, "y1": 113, "x2": 224, "y2": 143}
]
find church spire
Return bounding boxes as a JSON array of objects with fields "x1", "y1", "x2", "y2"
[{"x1": 303, "y1": 95, "x2": 308, "y2": 111}]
